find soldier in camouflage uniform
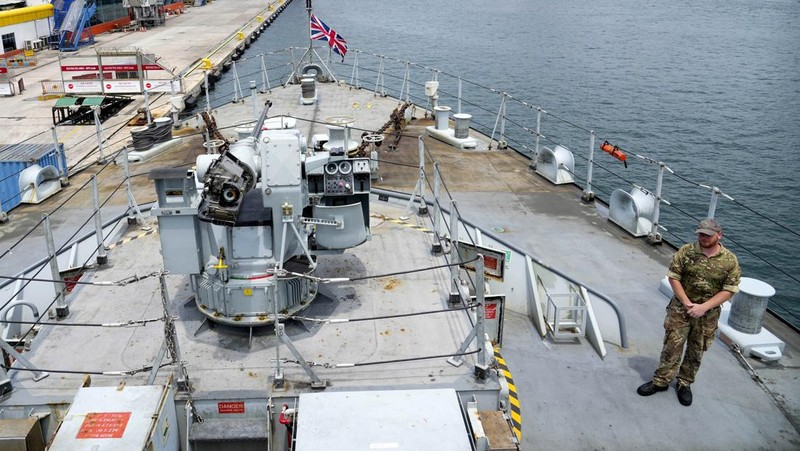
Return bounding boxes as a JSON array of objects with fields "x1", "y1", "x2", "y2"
[{"x1": 637, "y1": 218, "x2": 741, "y2": 406}]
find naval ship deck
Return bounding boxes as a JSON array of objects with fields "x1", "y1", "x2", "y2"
[
  {"x1": 11, "y1": 199, "x2": 488, "y2": 396},
  {"x1": 1, "y1": 81, "x2": 798, "y2": 449}
]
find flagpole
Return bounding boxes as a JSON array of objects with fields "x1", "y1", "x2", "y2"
[{"x1": 306, "y1": 0, "x2": 314, "y2": 65}]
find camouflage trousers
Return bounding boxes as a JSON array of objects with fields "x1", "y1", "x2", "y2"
[{"x1": 653, "y1": 297, "x2": 721, "y2": 387}]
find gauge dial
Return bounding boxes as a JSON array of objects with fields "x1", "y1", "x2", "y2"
[
  {"x1": 325, "y1": 162, "x2": 339, "y2": 175},
  {"x1": 338, "y1": 161, "x2": 352, "y2": 174}
]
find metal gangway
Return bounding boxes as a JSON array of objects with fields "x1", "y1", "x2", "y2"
[{"x1": 57, "y1": 0, "x2": 97, "y2": 52}]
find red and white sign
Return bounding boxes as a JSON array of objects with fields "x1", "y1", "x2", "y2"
[
  {"x1": 65, "y1": 80, "x2": 103, "y2": 94},
  {"x1": 0, "y1": 67, "x2": 7, "y2": 74},
  {"x1": 76, "y1": 412, "x2": 131, "y2": 439},
  {"x1": 143, "y1": 79, "x2": 181, "y2": 93},
  {"x1": 101, "y1": 64, "x2": 138, "y2": 72},
  {"x1": 485, "y1": 303, "x2": 497, "y2": 320},
  {"x1": 218, "y1": 401, "x2": 246, "y2": 414},
  {"x1": 61, "y1": 64, "x2": 100, "y2": 72},
  {"x1": 63, "y1": 64, "x2": 163, "y2": 72},
  {"x1": 484, "y1": 255, "x2": 499, "y2": 272},
  {"x1": 104, "y1": 79, "x2": 141, "y2": 94}
]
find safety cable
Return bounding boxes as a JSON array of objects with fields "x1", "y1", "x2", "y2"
[
  {"x1": 414, "y1": 155, "x2": 495, "y2": 302},
  {"x1": 568, "y1": 150, "x2": 637, "y2": 186},
  {"x1": 0, "y1": 128, "x2": 51, "y2": 153},
  {"x1": 730, "y1": 199, "x2": 800, "y2": 239},
  {"x1": 0, "y1": 154, "x2": 57, "y2": 186},
  {"x1": 0, "y1": 271, "x2": 161, "y2": 288},
  {"x1": 421, "y1": 163, "x2": 480, "y2": 250},
  {"x1": 353, "y1": 349, "x2": 482, "y2": 367},
  {"x1": 226, "y1": 48, "x2": 294, "y2": 65},
  {"x1": 279, "y1": 348, "x2": 481, "y2": 369},
  {"x1": 0, "y1": 316, "x2": 165, "y2": 328},
  {"x1": 5, "y1": 47, "x2": 797, "y2": 337},
  {"x1": 65, "y1": 108, "x2": 148, "y2": 172},
  {"x1": 556, "y1": 167, "x2": 614, "y2": 199},
  {"x1": 197, "y1": 62, "x2": 292, "y2": 93},
  {"x1": 11, "y1": 235, "x2": 136, "y2": 347},
  {"x1": 0, "y1": 149, "x2": 124, "y2": 208},
  {"x1": 362, "y1": 156, "x2": 418, "y2": 170},
  {"x1": 543, "y1": 110, "x2": 594, "y2": 134},
  {"x1": 0, "y1": 166, "x2": 110, "y2": 261},
  {"x1": 540, "y1": 147, "x2": 800, "y2": 319},
  {"x1": 0, "y1": 178, "x2": 130, "y2": 338},
  {"x1": 284, "y1": 256, "x2": 477, "y2": 284},
  {"x1": 342, "y1": 50, "x2": 799, "y2": 249},
  {"x1": 291, "y1": 303, "x2": 475, "y2": 324},
  {"x1": 215, "y1": 65, "x2": 800, "y2": 306},
  {"x1": 5, "y1": 130, "x2": 488, "y2": 314},
  {"x1": 3, "y1": 363, "x2": 169, "y2": 377},
  {"x1": 370, "y1": 132, "x2": 488, "y2": 303}
]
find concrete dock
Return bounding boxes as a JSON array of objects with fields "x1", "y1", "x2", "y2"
[{"x1": 1, "y1": 0, "x2": 292, "y2": 168}]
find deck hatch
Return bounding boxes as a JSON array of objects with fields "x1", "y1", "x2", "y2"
[{"x1": 293, "y1": 389, "x2": 472, "y2": 451}]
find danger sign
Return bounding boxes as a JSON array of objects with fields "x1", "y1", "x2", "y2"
[{"x1": 218, "y1": 401, "x2": 246, "y2": 414}]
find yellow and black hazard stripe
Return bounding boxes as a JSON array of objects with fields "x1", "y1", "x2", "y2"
[
  {"x1": 106, "y1": 229, "x2": 158, "y2": 250},
  {"x1": 371, "y1": 213, "x2": 432, "y2": 234},
  {"x1": 494, "y1": 347, "x2": 522, "y2": 441}
]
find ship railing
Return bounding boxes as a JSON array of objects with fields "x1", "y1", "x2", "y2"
[
  {"x1": 1, "y1": 42, "x2": 796, "y2": 342},
  {"x1": 369, "y1": 132, "x2": 627, "y2": 357},
  {"x1": 297, "y1": 47, "x2": 797, "y2": 330},
  {"x1": 235, "y1": 46, "x2": 797, "y2": 331},
  {"x1": 0, "y1": 139, "x2": 158, "y2": 373}
]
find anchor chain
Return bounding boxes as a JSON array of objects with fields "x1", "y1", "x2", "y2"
[{"x1": 354, "y1": 101, "x2": 412, "y2": 156}]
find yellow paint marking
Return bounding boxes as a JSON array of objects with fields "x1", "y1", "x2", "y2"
[
  {"x1": 59, "y1": 125, "x2": 82, "y2": 141},
  {"x1": 106, "y1": 229, "x2": 158, "y2": 250},
  {"x1": 494, "y1": 347, "x2": 522, "y2": 442},
  {"x1": 381, "y1": 217, "x2": 432, "y2": 234}
]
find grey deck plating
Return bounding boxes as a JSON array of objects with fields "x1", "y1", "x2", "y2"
[{"x1": 2, "y1": 81, "x2": 798, "y2": 450}]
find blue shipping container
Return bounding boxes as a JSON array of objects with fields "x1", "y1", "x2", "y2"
[{"x1": 0, "y1": 143, "x2": 67, "y2": 213}]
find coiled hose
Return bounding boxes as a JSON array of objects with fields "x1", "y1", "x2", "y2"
[{"x1": 131, "y1": 118, "x2": 174, "y2": 151}]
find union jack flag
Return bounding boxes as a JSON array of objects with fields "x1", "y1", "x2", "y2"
[{"x1": 310, "y1": 13, "x2": 348, "y2": 61}]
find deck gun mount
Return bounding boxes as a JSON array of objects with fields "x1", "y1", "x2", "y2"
[{"x1": 150, "y1": 102, "x2": 372, "y2": 327}]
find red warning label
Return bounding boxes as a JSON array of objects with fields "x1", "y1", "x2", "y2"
[
  {"x1": 218, "y1": 401, "x2": 246, "y2": 414},
  {"x1": 76, "y1": 412, "x2": 131, "y2": 439},
  {"x1": 485, "y1": 303, "x2": 497, "y2": 320}
]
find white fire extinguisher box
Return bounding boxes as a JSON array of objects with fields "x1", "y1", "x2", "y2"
[{"x1": 49, "y1": 384, "x2": 179, "y2": 451}]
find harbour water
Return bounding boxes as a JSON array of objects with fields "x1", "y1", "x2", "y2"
[{"x1": 193, "y1": 0, "x2": 800, "y2": 327}]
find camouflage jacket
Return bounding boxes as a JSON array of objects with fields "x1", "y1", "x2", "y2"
[{"x1": 667, "y1": 242, "x2": 741, "y2": 304}]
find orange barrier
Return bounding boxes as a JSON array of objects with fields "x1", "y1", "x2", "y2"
[
  {"x1": 0, "y1": 49, "x2": 24, "y2": 59},
  {"x1": 164, "y1": 2, "x2": 185, "y2": 14},
  {"x1": 600, "y1": 141, "x2": 628, "y2": 168},
  {"x1": 85, "y1": 17, "x2": 132, "y2": 37}
]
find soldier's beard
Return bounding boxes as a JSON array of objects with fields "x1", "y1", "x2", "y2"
[{"x1": 698, "y1": 235, "x2": 720, "y2": 249}]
